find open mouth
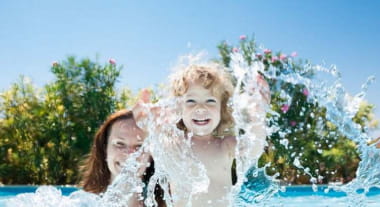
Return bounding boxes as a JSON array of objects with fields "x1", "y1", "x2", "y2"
[{"x1": 192, "y1": 118, "x2": 211, "y2": 126}]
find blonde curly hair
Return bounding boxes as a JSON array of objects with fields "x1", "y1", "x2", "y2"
[{"x1": 171, "y1": 63, "x2": 234, "y2": 136}]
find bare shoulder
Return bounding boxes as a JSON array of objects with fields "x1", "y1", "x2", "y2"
[{"x1": 221, "y1": 135, "x2": 237, "y2": 153}]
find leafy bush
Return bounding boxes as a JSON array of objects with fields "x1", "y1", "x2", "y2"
[
  {"x1": 0, "y1": 57, "x2": 127, "y2": 184},
  {"x1": 217, "y1": 36, "x2": 377, "y2": 184}
]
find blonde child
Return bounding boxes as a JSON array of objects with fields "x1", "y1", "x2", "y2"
[
  {"x1": 168, "y1": 63, "x2": 270, "y2": 206},
  {"x1": 133, "y1": 62, "x2": 270, "y2": 207}
]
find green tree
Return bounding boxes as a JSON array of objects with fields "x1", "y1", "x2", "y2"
[
  {"x1": 0, "y1": 57, "x2": 128, "y2": 184},
  {"x1": 0, "y1": 77, "x2": 49, "y2": 183}
]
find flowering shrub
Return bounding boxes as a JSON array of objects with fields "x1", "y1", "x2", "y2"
[{"x1": 217, "y1": 35, "x2": 376, "y2": 184}]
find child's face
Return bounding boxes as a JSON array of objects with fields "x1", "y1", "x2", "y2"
[
  {"x1": 106, "y1": 119, "x2": 145, "y2": 181},
  {"x1": 181, "y1": 82, "x2": 221, "y2": 136}
]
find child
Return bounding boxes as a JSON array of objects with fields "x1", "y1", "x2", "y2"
[
  {"x1": 168, "y1": 63, "x2": 270, "y2": 206},
  {"x1": 132, "y1": 62, "x2": 270, "y2": 207}
]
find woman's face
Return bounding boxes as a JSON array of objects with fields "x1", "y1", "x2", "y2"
[{"x1": 106, "y1": 119, "x2": 145, "y2": 182}]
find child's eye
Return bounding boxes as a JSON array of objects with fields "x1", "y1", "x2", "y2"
[
  {"x1": 206, "y1": 99, "x2": 216, "y2": 104},
  {"x1": 186, "y1": 99, "x2": 196, "y2": 104}
]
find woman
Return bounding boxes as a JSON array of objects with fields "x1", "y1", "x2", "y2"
[{"x1": 79, "y1": 109, "x2": 165, "y2": 206}]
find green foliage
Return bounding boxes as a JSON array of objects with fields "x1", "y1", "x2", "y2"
[
  {"x1": 49, "y1": 57, "x2": 120, "y2": 153},
  {"x1": 217, "y1": 41, "x2": 233, "y2": 67},
  {"x1": 0, "y1": 77, "x2": 48, "y2": 183},
  {"x1": 217, "y1": 36, "x2": 378, "y2": 184},
  {"x1": 0, "y1": 41, "x2": 377, "y2": 186},
  {"x1": 0, "y1": 57, "x2": 130, "y2": 184}
]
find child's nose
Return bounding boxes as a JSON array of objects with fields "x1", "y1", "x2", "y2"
[{"x1": 195, "y1": 107, "x2": 207, "y2": 114}]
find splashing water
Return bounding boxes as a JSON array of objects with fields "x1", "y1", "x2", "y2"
[
  {"x1": 233, "y1": 52, "x2": 379, "y2": 206},
  {"x1": 5, "y1": 52, "x2": 379, "y2": 207}
]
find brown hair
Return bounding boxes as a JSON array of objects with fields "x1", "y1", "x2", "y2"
[
  {"x1": 79, "y1": 109, "x2": 134, "y2": 193},
  {"x1": 171, "y1": 64, "x2": 234, "y2": 136},
  {"x1": 79, "y1": 109, "x2": 166, "y2": 206}
]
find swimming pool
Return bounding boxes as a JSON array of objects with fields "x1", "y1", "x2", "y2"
[
  {"x1": 271, "y1": 186, "x2": 380, "y2": 207},
  {"x1": 1, "y1": 185, "x2": 379, "y2": 206},
  {"x1": 0, "y1": 185, "x2": 78, "y2": 207}
]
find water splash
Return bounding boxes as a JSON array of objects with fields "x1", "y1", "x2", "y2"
[
  {"x1": 5, "y1": 186, "x2": 99, "y2": 207},
  {"x1": 248, "y1": 52, "x2": 378, "y2": 206},
  {"x1": 5, "y1": 52, "x2": 379, "y2": 207}
]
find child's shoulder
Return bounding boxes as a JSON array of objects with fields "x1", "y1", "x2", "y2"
[{"x1": 220, "y1": 135, "x2": 236, "y2": 153}]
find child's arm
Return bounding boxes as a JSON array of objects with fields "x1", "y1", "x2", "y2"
[
  {"x1": 132, "y1": 89, "x2": 179, "y2": 131},
  {"x1": 368, "y1": 137, "x2": 380, "y2": 149},
  {"x1": 223, "y1": 75, "x2": 270, "y2": 167},
  {"x1": 132, "y1": 89, "x2": 152, "y2": 129},
  {"x1": 249, "y1": 74, "x2": 270, "y2": 157},
  {"x1": 251, "y1": 75, "x2": 270, "y2": 154},
  {"x1": 237, "y1": 74, "x2": 270, "y2": 161}
]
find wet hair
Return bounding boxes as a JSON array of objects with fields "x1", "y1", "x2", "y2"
[
  {"x1": 171, "y1": 63, "x2": 234, "y2": 136},
  {"x1": 79, "y1": 110, "x2": 165, "y2": 205},
  {"x1": 79, "y1": 109, "x2": 134, "y2": 193}
]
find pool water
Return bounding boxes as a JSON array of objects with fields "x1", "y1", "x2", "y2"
[
  {"x1": 0, "y1": 185, "x2": 78, "y2": 196},
  {"x1": 270, "y1": 186, "x2": 380, "y2": 207},
  {"x1": 1, "y1": 185, "x2": 379, "y2": 206},
  {"x1": 0, "y1": 186, "x2": 78, "y2": 207}
]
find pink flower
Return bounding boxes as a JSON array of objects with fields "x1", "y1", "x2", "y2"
[
  {"x1": 271, "y1": 56, "x2": 278, "y2": 63},
  {"x1": 239, "y1": 35, "x2": 247, "y2": 40},
  {"x1": 279, "y1": 54, "x2": 287, "y2": 60},
  {"x1": 264, "y1": 49, "x2": 272, "y2": 54},
  {"x1": 302, "y1": 88, "x2": 309, "y2": 96},
  {"x1": 255, "y1": 53, "x2": 262, "y2": 59},
  {"x1": 232, "y1": 47, "x2": 239, "y2": 53},
  {"x1": 52, "y1": 61, "x2": 58, "y2": 67},
  {"x1": 109, "y1": 58, "x2": 116, "y2": 65},
  {"x1": 290, "y1": 121, "x2": 297, "y2": 127},
  {"x1": 281, "y1": 104, "x2": 290, "y2": 113},
  {"x1": 291, "y1": 52, "x2": 298, "y2": 57}
]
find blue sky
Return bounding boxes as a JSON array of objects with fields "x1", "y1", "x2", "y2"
[{"x1": 1, "y1": 0, "x2": 379, "y2": 136}]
